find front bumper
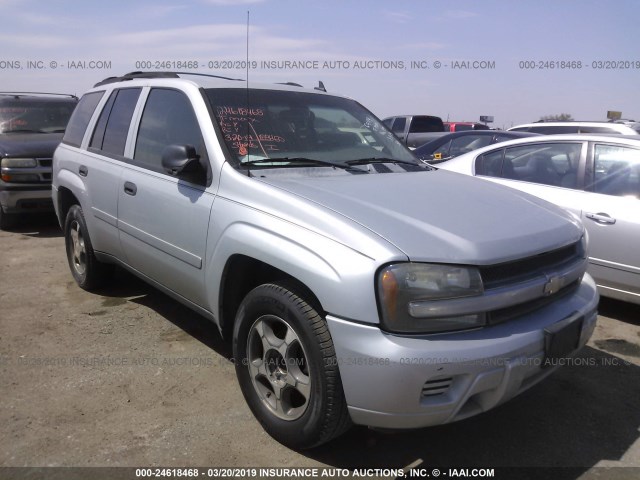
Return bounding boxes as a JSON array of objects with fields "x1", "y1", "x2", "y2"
[
  {"x1": 327, "y1": 273, "x2": 599, "y2": 429},
  {"x1": 0, "y1": 184, "x2": 53, "y2": 213}
]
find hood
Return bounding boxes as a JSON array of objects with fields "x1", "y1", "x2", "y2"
[
  {"x1": 0, "y1": 133, "x2": 64, "y2": 157},
  {"x1": 258, "y1": 169, "x2": 582, "y2": 265}
]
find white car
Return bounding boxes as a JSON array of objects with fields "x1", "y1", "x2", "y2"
[{"x1": 438, "y1": 134, "x2": 640, "y2": 305}]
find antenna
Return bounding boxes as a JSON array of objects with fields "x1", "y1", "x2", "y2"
[{"x1": 245, "y1": 10, "x2": 251, "y2": 176}]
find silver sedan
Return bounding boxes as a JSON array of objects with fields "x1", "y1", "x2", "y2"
[{"x1": 438, "y1": 134, "x2": 640, "y2": 305}]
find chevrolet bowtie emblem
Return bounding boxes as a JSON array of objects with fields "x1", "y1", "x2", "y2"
[{"x1": 543, "y1": 275, "x2": 564, "y2": 296}]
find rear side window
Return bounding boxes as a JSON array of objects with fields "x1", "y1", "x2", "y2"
[
  {"x1": 62, "y1": 91, "x2": 104, "y2": 147},
  {"x1": 90, "y1": 88, "x2": 141, "y2": 156},
  {"x1": 134, "y1": 88, "x2": 207, "y2": 172}
]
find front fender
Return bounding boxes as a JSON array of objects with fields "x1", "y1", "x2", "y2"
[{"x1": 205, "y1": 198, "x2": 385, "y2": 325}]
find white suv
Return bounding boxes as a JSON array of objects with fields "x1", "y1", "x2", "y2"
[{"x1": 508, "y1": 121, "x2": 640, "y2": 135}]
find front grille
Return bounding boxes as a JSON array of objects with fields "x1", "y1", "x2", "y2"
[
  {"x1": 480, "y1": 242, "x2": 582, "y2": 289},
  {"x1": 36, "y1": 157, "x2": 52, "y2": 183},
  {"x1": 487, "y1": 279, "x2": 580, "y2": 325}
]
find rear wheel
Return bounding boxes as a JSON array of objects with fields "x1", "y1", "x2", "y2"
[
  {"x1": 64, "y1": 204, "x2": 112, "y2": 290},
  {"x1": 233, "y1": 282, "x2": 351, "y2": 449}
]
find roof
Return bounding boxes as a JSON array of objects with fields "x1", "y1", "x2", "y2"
[
  {"x1": 468, "y1": 133, "x2": 640, "y2": 151},
  {"x1": 90, "y1": 71, "x2": 333, "y2": 96}
]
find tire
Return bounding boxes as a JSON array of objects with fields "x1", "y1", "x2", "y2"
[
  {"x1": 64, "y1": 204, "x2": 112, "y2": 290},
  {"x1": 233, "y1": 282, "x2": 351, "y2": 449}
]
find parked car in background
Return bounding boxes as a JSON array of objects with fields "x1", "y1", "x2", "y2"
[
  {"x1": 443, "y1": 121, "x2": 490, "y2": 132},
  {"x1": 508, "y1": 121, "x2": 640, "y2": 135},
  {"x1": 414, "y1": 130, "x2": 538, "y2": 164},
  {"x1": 382, "y1": 114, "x2": 445, "y2": 148},
  {"x1": 438, "y1": 134, "x2": 640, "y2": 304},
  {"x1": 53, "y1": 71, "x2": 597, "y2": 448},
  {"x1": 0, "y1": 92, "x2": 78, "y2": 228}
]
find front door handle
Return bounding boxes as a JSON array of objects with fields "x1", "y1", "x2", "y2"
[
  {"x1": 123, "y1": 181, "x2": 137, "y2": 196},
  {"x1": 585, "y1": 212, "x2": 616, "y2": 225},
  {"x1": 78, "y1": 165, "x2": 88, "y2": 177}
]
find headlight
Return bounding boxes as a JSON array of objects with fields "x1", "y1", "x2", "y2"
[
  {"x1": 377, "y1": 263, "x2": 484, "y2": 334},
  {"x1": 1, "y1": 157, "x2": 38, "y2": 168}
]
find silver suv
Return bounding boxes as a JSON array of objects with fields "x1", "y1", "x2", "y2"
[{"x1": 52, "y1": 72, "x2": 598, "y2": 448}]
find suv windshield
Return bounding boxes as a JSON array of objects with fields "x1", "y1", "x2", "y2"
[
  {"x1": 0, "y1": 99, "x2": 77, "y2": 134},
  {"x1": 206, "y1": 88, "x2": 418, "y2": 167}
]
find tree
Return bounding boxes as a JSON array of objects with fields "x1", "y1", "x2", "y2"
[{"x1": 539, "y1": 113, "x2": 574, "y2": 122}]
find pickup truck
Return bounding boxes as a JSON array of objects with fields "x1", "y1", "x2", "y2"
[
  {"x1": 53, "y1": 72, "x2": 598, "y2": 449},
  {"x1": 0, "y1": 92, "x2": 77, "y2": 228},
  {"x1": 382, "y1": 114, "x2": 445, "y2": 149}
]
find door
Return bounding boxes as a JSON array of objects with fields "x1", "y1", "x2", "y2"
[
  {"x1": 117, "y1": 88, "x2": 214, "y2": 307},
  {"x1": 82, "y1": 88, "x2": 141, "y2": 259},
  {"x1": 580, "y1": 143, "x2": 640, "y2": 300}
]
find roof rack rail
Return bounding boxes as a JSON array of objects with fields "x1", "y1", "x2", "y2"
[
  {"x1": 93, "y1": 71, "x2": 244, "y2": 87},
  {"x1": 276, "y1": 82, "x2": 304, "y2": 87},
  {"x1": 0, "y1": 92, "x2": 78, "y2": 100}
]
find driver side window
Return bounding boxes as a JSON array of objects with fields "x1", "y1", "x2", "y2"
[{"x1": 134, "y1": 88, "x2": 207, "y2": 173}]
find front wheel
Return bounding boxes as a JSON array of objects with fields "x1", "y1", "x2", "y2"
[{"x1": 233, "y1": 282, "x2": 351, "y2": 449}]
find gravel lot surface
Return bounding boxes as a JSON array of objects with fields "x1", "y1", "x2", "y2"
[{"x1": 1, "y1": 215, "x2": 639, "y2": 479}]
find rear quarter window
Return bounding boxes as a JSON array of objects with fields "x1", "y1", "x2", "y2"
[{"x1": 62, "y1": 91, "x2": 105, "y2": 147}]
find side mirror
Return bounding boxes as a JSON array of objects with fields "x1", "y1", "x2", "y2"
[{"x1": 161, "y1": 144, "x2": 202, "y2": 176}]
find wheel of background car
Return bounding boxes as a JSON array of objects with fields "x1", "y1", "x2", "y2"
[
  {"x1": 0, "y1": 208, "x2": 16, "y2": 230},
  {"x1": 64, "y1": 204, "x2": 112, "y2": 290},
  {"x1": 232, "y1": 281, "x2": 351, "y2": 449}
]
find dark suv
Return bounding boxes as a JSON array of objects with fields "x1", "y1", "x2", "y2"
[{"x1": 0, "y1": 92, "x2": 78, "y2": 228}]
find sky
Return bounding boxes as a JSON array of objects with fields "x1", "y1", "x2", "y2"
[{"x1": 2, "y1": 0, "x2": 639, "y2": 129}]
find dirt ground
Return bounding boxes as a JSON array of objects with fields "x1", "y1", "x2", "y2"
[{"x1": 1, "y1": 214, "x2": 639, "y2": 478}]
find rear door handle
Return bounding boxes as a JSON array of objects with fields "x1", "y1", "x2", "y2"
[
  {"x1": 78, "y1": 165, "x2": 88, "y2": 177},
  {"x1": 585, "y1": 212, "x2": 616, "y2": 225},
  {"x1": 123, "y1": 181, "x2": 137, "y2": 196}
]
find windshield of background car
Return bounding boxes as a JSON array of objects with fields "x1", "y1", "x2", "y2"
[
  {"x1": 205, "y1": 88, "x2": 418, "y2": 166},
  {"x1": 0, "y1": 100, "x2": 77, "y2": 133}
]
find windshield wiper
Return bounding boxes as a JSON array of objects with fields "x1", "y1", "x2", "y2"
[
  {"x1": 345, "y1": 157, "x2": 421, "y2": 166},
  {"x1": 242, "y1": 157, "x2": 367, "y2": 172}
]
